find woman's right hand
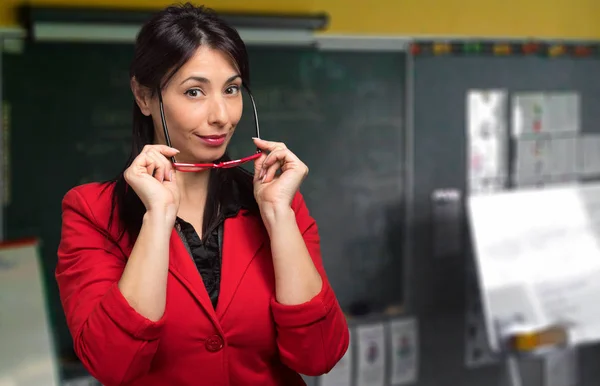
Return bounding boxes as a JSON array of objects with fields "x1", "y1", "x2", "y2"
[{"x1": 124, "y1": 145, "x2": 180, "y2": 217}]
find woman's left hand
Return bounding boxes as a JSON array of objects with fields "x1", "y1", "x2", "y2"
[{"x1": 252, "y1": 138, "x2": 309, "y2": 212}]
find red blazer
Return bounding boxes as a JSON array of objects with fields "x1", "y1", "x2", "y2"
[{"x1": 56, "y1": 182, "x2": 349, "y2": 386}]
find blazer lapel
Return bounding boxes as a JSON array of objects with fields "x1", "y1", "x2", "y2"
[
  {"x1": 168, "y1": 228, "x2": 221, "y2": 328},
  {"x1": 217, "y1": 211, "x2": 266, "y2": 319}
]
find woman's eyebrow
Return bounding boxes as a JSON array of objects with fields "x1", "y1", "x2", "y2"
[{"x1": 180, "y1": 74, "x2": 241, "y2": 85}]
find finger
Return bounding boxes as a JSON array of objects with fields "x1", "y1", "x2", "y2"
[
  {"x1": 145, "y1": 151, "x2": 161, "y2": 181},
  {"x1": 136, "y1": 146, "x2": 176, "y2": 181},
  {"x1": 142, "y1": 144, "x2": 180, "y2": 156},
  {"x1": 253, "y1": 153, "x2": 267, "y2": 183},
  {"x1": 139, "y1": 152, "x2": 157, "y2": 178},
  {"x1": 154, "y1": 149, "x2": 175, "y2": 182},
  {"x1": 135, "y1": 145, "x2": 177, "y2": 167},
  {"x1": 131, "y1": 153, "x2": 156, "y2": 179},
  {"x1": 261, "y1": 149, "x2": 297, "y2": 183},
  {"x1": 147, "y1": 150, "x2": 167, "y2": 182},
  {"x1": 252, "y1": 138, "x2": 287, "y2": 152},
  {"x1": 262, "y1": 148, "x2": 299, "y2": 171},
  {"x1": 152, "y1": 149, "x2": 175, "y2": 182},
  {"x1": 261, "y1": 147, "x2": 290, "y2": 173},
  {"x1": 262, "y1": 159, "x2": 283, "y2": 183}
]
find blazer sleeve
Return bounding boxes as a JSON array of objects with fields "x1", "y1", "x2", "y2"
[
  {"x1": 56, "y1": 187, "x2": 165, "y2": 386},
  {"x1": 270, "y1": 192, "x2": 350, "y2": 376}
]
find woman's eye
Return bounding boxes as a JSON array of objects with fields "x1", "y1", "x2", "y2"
[
  {"x1": 226, "y1": 86, "x2": 240, "y2": 95},
  {"x1": 185, "y1": 89, "x2": 202, "y2": 97}
]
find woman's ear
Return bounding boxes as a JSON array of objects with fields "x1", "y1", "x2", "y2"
[{"x1": 131, "y1": 77, "x2": 152, "y2": 116}]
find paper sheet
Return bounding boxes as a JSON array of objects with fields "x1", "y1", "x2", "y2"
[
  {"x1": 389, "y1": 318, "x2": 418, "y2": 385},
  {"x1": 464, "y1": 90, "x2": 508, "y2": 368},
  {"x1": 512, "y1": 92, "x2": 580, "y2": 137},
  {"x1": 319, "y1": 333, "x2": 353, "y2": 386},
  {"x1": 544, "y1": 349, "x2": 578, "y2": 386},
  {"x1": 580, "y1": 134, "x2": 600, "y2": 177},
  {"x1": 356, "y1": 323, "x2": 386, "y2": 386},
  {"x1": 468, "y1": 182, "x2": 600, "y2": 351},
  {"x1": 513, "y1": 137, "x2": 578, "y2": 188},
  {"x1": 547, "y1": 137, "x2": 578, "y2": 177},
  {"x1": 466, "y1": 90, "x2": 508, "y2": 194}
]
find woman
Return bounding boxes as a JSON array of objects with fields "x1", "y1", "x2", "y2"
[{"x1": 55, "y1": 3, "x2": 349, "y2": 386}]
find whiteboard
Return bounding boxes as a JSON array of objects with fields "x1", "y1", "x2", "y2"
[
  {"x1": 468, "y1": 182, "x2": 600, "y2": 352},
  {"x1": 0, "y1": 239, "x2": 60, "y2": 386}
]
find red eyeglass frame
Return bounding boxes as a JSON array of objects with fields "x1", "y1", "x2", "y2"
[{"x1": 157, "y1": 84, "x2": 262, "y2": 172}]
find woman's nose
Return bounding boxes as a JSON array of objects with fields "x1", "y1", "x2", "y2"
[{"x1": 208, "y1": 96, "x2": 228, "y2": 127}]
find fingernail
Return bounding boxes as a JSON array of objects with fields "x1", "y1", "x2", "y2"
[
  {"x1": 252, "y1": 137, "x2": 261, "y2": 140},
  {"x1": 261, "y1": 175, "x2": 266, "y2": 183},
  {"x1": 259, "y1": 169, "x2": 265, "y2": 179},
  {"x1": 169, "y1": 171, "x2": 173, "y2": 181}
]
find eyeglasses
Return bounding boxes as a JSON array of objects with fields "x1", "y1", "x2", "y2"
[{"x1": 157, "y1": 84, "x2": 262, "y2": 172}]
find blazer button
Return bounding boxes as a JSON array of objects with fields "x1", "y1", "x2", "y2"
[{"x1": 205, "y1": 334, "x2": 224, "y2": 352}]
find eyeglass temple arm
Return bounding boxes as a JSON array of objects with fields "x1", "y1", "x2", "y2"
[
  {"x1": 244, "y1": 84, "x2": 262, "y2": 153},
  {"x1": 157, "y1": 91, "x2": 177, "y2": 164}
]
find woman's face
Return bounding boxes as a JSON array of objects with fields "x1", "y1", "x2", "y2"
[{"x1": 135, "y1": 46, "x2": 243, "y2": 164}]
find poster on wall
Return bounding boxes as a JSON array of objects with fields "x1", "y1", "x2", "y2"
[
  {"x1": 388, "y1": 318, "x2": 418, "y2": 385},
  {"x1": 580, "y1": 134, "x2": 600, "y2": 177},
  {"x1": 544, "y1": 348, "x2": 578, "y2": 386},
  {"x1": 546, "y1": 137, "x2": 578, "y2": 178},
  {"x1": 513, "y1": 135, "x2": 579, "y2": 188},
  {"x1": 512, "y1": 92, "x2": 580, "y2": 137},
  {"x1": 513, "y1": 137, "x2": 550, "y2": 187},
  {"x1": 465, "y1": 89, "x2": 508, "y2": 368},
  {"x1": 356, "y1": 323, "x2": 386, "y2": 386},
  {"x1": 466, "y1": 89, "x2": 508, "y2": 194},
  {"x1": 511, "y1": 92, "x2": 581, "y2": 188}
]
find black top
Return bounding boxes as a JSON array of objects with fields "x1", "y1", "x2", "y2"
[{"x1": 174, "y1": 170, "x2": 255, "y2": 309}]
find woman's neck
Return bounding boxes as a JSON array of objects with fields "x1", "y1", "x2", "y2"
[{"x1": 176, "y1": 169, "x2": 211, "y2": 209}]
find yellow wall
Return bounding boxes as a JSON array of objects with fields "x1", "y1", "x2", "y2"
[
  {"x1": 2, "y1": 0, "x2": 600, "y2": 39},
  {"x1": 321, "y1": 0, "x2": 600, "y2": 39}
]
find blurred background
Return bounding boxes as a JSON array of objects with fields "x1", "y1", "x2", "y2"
[{"x1": 2, "y1": 1, "x2": 600, "y2": 385}]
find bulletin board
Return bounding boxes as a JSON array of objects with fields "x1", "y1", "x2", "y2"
[{"x1": 407, "y1": 40, "x2": 600, "y2": 386}]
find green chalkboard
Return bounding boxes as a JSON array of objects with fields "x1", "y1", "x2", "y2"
[{"x1": 3, "y1": 43, "x2": 406, "y2": 360}]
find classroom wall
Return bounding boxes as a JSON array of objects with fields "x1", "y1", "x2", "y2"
[{"x1": 2, "y1": 0, "x2": 600, "y2": 39}]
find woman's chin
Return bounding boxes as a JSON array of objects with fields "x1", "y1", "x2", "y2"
[{"x1": 192, "y1": 149, "x2": 227, "y2": 164}]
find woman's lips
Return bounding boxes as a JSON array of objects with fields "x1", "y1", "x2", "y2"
[{"x1": 196, "y1": 134, "x2": 226, "y2": 147}]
